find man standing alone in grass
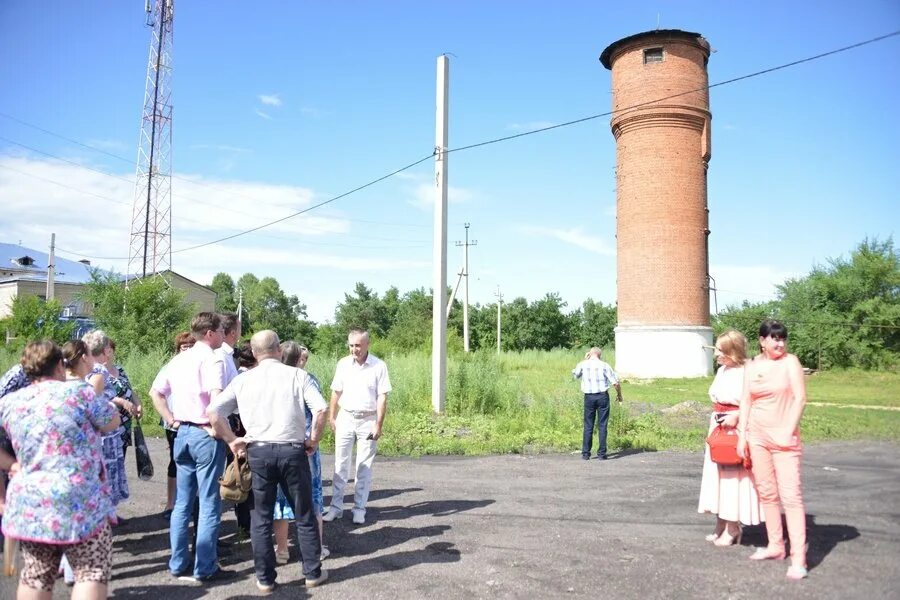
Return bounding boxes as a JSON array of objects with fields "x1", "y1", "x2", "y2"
[
  {"x1": 324, "y1": 327, "x2": 391, "y2": 525},
  {"x1": 573, "y1": 347, "x2": 622, "y2": 460}
]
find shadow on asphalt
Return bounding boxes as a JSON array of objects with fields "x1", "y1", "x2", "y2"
[
  {"x1": 327, "y1": 541, "x2": 461, "y2": 583},
  {"x1": 806, "y1": 514, "x2": 860, "y2": 570},
  {"x1": 606, "y1": 448, "x2": 657, "y2": 460},
  {"x1": 735, "y1": 513, "x2": 860, "y2": 571},
  {"x1": 368, "y1": 499, "x2": 495, "y2": 522}
]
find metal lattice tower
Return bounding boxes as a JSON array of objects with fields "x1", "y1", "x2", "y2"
[{"x1": 127, "y1": 0, "x2": 174, "y2": 279}]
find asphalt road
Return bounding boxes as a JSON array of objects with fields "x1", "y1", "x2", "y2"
[{"x1": 1, "y1": 438, "x2": 898, "y2": 599}]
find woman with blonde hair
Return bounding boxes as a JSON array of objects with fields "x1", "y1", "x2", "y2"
[
  {"x1": 738, "y1": 319, "x2": 809, "y2": 580},
  {"x1": 83, "y1": 330, "x2": 131, "y2": 514},
  {"x1": 698, "y1": 330, "x2": 763, "y2": 545}
]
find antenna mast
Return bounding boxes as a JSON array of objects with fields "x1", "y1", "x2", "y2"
[{"x1": 128, "y1": 0, "x2": 174, "y2": 279}]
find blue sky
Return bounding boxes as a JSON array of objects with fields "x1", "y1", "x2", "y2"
[{"x1": 1, "y1": 1, "x2": 898, "y2": 323}]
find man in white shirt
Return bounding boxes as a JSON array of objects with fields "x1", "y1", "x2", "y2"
[
  {"x1": 215, "y1": 312, "x2": 246, "y2": 534},
  {"x1": 323, "y1": 327, "x2": 391, "y2": 525},
  {"x1": 208, "y1": 330, "x2": 328, "y2": 592},
  {"x1": 572, "y1": 347, "x2": 622, "y2": 460}
]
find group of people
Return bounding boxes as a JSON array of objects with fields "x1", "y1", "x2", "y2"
[
  {"x1": 0, "y1": 312, "x2": 392, "y2": 597},
  {"x1": 572, "y1": 320, "x2": 809, "y2": 580},
  {"x1": 148, "y1": 313, "x2": 391, "y2": 594},
  {"x1": 0, "y1": 312, "x2": 810, "y2": 597},
  {"x1": 697, "y1": 320, "x2": 809, "y2": 580}
]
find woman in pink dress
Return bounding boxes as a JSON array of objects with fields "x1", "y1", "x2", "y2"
[
  {"x1": 698, "y1": 330, "x2": 763, "y2": 545},
  {"x1": 737, "y1": 319, "x2": 808, "y2": 580}
]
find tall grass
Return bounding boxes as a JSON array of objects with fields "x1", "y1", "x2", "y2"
[{"x1": 3, "y1": 345, "x2": 899, "y2": 455}]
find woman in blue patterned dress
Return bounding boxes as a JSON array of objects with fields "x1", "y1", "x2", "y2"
[
  {"x1": 0, "y1": 340, "x2": 120, "y2": 599},
  {"x1": 83, "y1": 330, "x2": 133, "y2": 513}
]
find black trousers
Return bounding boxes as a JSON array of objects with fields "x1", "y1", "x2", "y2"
[
  {"x1": 582, "y1": 391, "x2": 611, "y2": 458},
  {"x1": 248, "y1": 442, "x2": 321, "y2": 585}
]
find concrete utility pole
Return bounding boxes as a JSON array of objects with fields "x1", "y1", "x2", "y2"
[
  {"x1": 46, "y1": 233, "x2": 56, "y2": 301},
  {"x1": 455, "y1": 223, "x2": 477, "y2": 352},
  {"x1": 431, "y1": 54, "x2": 450, "y2": 414},
  {"x1": 495, "y1": 285, "x2": 503, "y2": 354}
]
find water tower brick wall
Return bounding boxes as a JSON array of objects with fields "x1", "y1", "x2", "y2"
[{"x1": 607, "y1": 33, "x2": 711, "y2": 327}]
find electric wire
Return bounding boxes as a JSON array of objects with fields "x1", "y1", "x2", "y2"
[
  {"x1": 1, "y1": 29, "x2": 897, "y2": 260},
  {"x1": 443, "y1": 29, "x2": 900, "y2": 155}
]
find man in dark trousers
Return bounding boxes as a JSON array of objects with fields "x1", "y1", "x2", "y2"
[
  {"x1": 208, "y1": 330, "x2": 328, "y2": 594},
  {"x1": 572, "y1": 347, "x2": 623, "y2": 460}
]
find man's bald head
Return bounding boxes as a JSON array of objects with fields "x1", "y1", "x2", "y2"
[
  {"x1": 588, "y1": 347, "x2": 602, "y2": 358},
  {"x1": 251, "y1": 330, "x2": 281, "y2": 360}
]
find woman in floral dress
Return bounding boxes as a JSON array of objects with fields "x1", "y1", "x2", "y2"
[{"x1": 0, "y1": 340, "x2": 120, "y2": 599}]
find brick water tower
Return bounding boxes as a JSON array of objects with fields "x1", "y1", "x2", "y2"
[{"x1": 600, "y1": 30, "x2": 714, "y2": 377}]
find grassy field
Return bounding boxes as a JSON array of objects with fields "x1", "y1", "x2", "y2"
[{"x1": 2, "y1": 346, "x2": 898, "y2": 455}]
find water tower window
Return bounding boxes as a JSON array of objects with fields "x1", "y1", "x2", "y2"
[{"x1": 643, "y1": 47, "x2": 664, "y2": 64}]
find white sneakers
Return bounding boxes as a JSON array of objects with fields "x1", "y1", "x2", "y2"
[
  {"x1": 322, "y1": 505, "x2": 366, "y2": 524},
  {"x1": 322, "y1": 506, "x2": 343, "y2": 522}
]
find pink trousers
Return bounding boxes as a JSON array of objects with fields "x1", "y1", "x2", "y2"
[{"x1": 749, "y1": 441, "x2": 806, "y2": 565}]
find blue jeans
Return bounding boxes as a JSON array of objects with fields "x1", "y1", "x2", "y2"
[
  {"x1": 583, "y1": 392, "x2": 610, "y2": 458},
  {"x1": 169, "y1": 425, "x2": 226, "y2": 578},
  {"x1": 248, "y1": 442, "x2": 322, "y2": 585}
]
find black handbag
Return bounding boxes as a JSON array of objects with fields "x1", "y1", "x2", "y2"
[{"x1": 133, "y1": 423, "x2": 154, "y2": 481}]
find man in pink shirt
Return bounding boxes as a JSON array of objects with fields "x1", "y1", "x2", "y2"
[{"x1": 150, "y1": 312, "x2": 234, "y2": 584}]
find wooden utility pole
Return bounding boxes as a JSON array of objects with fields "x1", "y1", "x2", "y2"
[
  {"x1": 46, "y1": 233, "x2": 56, "y2": 301},
  {"x1": 455, "y1": 223, "x2": 477, "y2": 352},
  {"x1": 495, "y1": 285, "x2": 503, "y2": 354},
  {"x1": 431, "y1": 55, "x2": 450, "y2": 414}
]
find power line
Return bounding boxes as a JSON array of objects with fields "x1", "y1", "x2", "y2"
[
  {"x1": 2, "y1": 29, "x2": 898, "y2": 260},
  {"x1": 714, "y1": 313, "x2": 900, "y2": 331},
  {"x1": 50, "y1": 153, "x2": 434, "y2": 260},
  {"x1": 444, "y1": 29, "x2": 900, "y2": 154}
]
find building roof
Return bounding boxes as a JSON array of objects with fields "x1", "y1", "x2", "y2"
[
  {"x1": 600, "y1": 29, "x2": 706, "y2": 69},
  {"x1": 0, "y1": 242, "x2": 96, "y2": 284}
]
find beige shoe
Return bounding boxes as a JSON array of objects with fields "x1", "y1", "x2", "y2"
[{"x1": 275, "y1": 548, "x2": 289, "y2": 565}]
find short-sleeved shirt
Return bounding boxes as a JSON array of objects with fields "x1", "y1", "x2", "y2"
[
  {"x1": 216, "y1": 342, "x2": 240, "y2": 387},
  {"x1": 330, "y1": 353, "x2": 392, "y2": 412},
  {"x1": 0, "y1": 380, "x2": 117, "y2": 543},
  {"x1": 210, "y1": 358, "x2": 327, "y2": 443},
  {"x1": 150, "y1": 342, "x2": 227, "y2": 425},
  {"x1": 572, "y1": 358, "x2": 618, "y2": 394}
]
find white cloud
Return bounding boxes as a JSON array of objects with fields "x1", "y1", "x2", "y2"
[
  {"x1": 258, "y1": 94, "x2": 282, "y2": 107},
  {"x1": 254, "y1": 109, "x2": 272, "y2": 120},
  {"x1": 506, "y1": 121, "x2": 557, "y2": 132},
  {"x1": 517, "y1": 225, "x2": 615, "y2": 256},
  {"x1": 408, "y1": 183, "x2": 474, "y2": 209},
  {"x1": 0, "y1": 155, "x2": 433, "y2": 321}
]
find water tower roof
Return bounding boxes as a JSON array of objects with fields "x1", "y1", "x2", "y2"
[{"x1": 600, "y1": 29, "x2": 707, "y2": 69}]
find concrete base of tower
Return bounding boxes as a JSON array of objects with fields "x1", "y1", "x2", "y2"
[{"x1": 614, "y1": 325, "x2": 714, "y2": 378}]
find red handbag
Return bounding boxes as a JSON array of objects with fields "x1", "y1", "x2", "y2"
[{"x1": 706, "y1": 425, "x2": 744, "y2": 466}]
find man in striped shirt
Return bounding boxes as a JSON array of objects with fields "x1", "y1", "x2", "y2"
[{"x1": 572, "y1": 347, "x2": 622, "y2": 460}]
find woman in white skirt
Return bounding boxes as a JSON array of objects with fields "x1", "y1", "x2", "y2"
[{"x1": 698, "y1": 330, "x2": 764, "y2": 545}]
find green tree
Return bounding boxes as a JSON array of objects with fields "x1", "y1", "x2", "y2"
[
  {"x1": 334, "y1": 283, "x2": 389, "y2": 336},
  {"x1": 575, "y1": 298, "x2": 616, "y2": 348},
  {"x1": 237, "y1": 274, "x2": 316, "y2": 345},
  {"x1": 776, "y1": 237, "x2": 899, "y2": 369},
  {"x1": 528, "y1": 293, "x2": 571, "y2": 350},
  {"x1": 386, "y1": 288, "x2": 433, "y2": 352},
  {"x1": 79, "y1": 273, "x2": 193, "y2": 356},
  {"x1": 210, "y1": 272, "x2": 237, "y2": 312},
  {"x1": 1, "y1": 296, "x2": 75, "y2": 348}
]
